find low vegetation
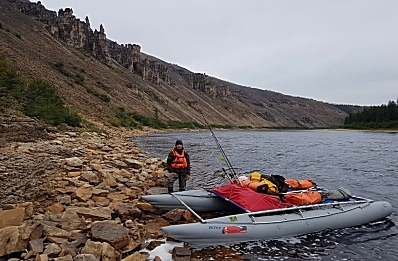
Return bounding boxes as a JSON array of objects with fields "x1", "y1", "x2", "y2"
[
  {"x1": 112, "y1": 107, "x2": 254, "y2": 130},
  {"x1": 0, "y1": 58, "x2": 81, "y2": 126},
  {"x1": 0, "y1": 58, "x2": 241, "y2": 130},
  {"x1": 52, "y1": 62, "x2": 71, "y2": 77},
  {"x1": 343, "y1": 100, "x2": 398, "y2": 129},
  {"x1": 86, "y1": 87, "x2": 110, "y2": 103},
  {"x1": 74, "y1": 73, "x2": 85, "y2": 85},
  {"x1": 167, "y1": 120, "x2": 204, "y2": 129},
  {"x1": 52, "y1": 61, "x2": 88, "y2": 86},
  {"x1": 112, "y1": 107, "x2": 167, "y2": 129},
  {"x1": 111, "y1": 108, "x2": 256, "y2": 130}
]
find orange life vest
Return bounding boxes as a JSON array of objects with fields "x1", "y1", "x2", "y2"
[{"x1": 171, "y1": 149, "x2": 188, "y2": 169}]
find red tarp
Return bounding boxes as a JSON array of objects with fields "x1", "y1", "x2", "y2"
[{"x1": 212, "y1": 183, "x2": 290, "y2": 212}]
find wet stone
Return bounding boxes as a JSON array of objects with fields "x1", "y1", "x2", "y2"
[{"x1": 146, "y1": 240, "x2": 164, "y2": 250}]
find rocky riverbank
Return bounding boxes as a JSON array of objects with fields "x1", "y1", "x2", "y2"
[{"x1": 0, "y1": 117, "x2": 244, "y2": 261}]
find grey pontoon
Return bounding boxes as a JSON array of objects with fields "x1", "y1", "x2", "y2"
[{"x1": 161, "y1": 196, "x2": 393, "y2": 245}]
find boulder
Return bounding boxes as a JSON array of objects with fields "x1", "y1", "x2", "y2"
[
  {"x1": 81, "y1": 171, "x2": 102, "y2": 185},
  {"x1": 29, "y1": 238, "x2": 45, "y2": 253},
  {"x1": 101, "y1": 242, "x2": 121, "y2": 261},
  {"x1": 64, "y1": 157, "x2": 84, "y2": 168},
  {"x1": 172, "y1": 247, "x2": 191, "y2": 261},
  {"x1": 0, "y1": 221, "x2": 37, "y2": 256},
  {"x1": 44, "y1": 203, "x2": 65, "y2": 214},
  {"x1": 123, "y1": 159, "x2": 142, "y2": 169},
  {"x1": 43, "y1": 243, "x2": 62, "y2": 257},
  {"x1": 72, "y1": 184, "x2": 93, "y2": 202},
  {"x1": 163, "y1": 209, "x2": 192, "y2": 222},
  {"x1": 113, "y1": 203, "x2": 141, "y2": 221},
  {"x1": 54, "y1": 255, "x2": 73, "y2": 261},
  {"x1": 90, "y1": 221, "x2": 129, "y2": 250},
  {"x1": 121, "y1": 252, "x2": 146, "y2": 261},
  {"x1": 71, "y1": 207, "x2": 112, "y2": 221},
  {"x1": 34, "y1": 254, "x2": 49, "y2": 261},
  {"x1": 0, "y1": 208, "x2": 25, "y2": 229},
  {"x1": 81, "y1": 240, "x2": 103, "y2": 260},
  {"x1": 73, "y1": 254, "x2": 99, "y2": 261}
]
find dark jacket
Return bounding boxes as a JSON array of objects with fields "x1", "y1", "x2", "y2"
[{"x1": 166, "y1": 147, "x2": 191, "y2": 174}]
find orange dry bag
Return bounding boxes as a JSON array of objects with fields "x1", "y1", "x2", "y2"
[
  {"x1": 240, "y1": 179, "x2": 279, "y2": 194},
  {"x1": 284, "y1": 191, "x2": 322, "y2": 205},
  {"x1": 285, "y1": 179, "x2": 316, "y2": 190}
]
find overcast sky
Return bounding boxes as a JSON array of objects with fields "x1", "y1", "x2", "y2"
[{"x1": 35, "y1": 0, "x2": 398, "y2": 106}]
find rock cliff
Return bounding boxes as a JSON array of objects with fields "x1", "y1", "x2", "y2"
[
  {"x1": 18, "y1": 1, "x2": 171, "y2": 85},
  {"x1": 0, "y1": 0, "x2": 348, "y2": 128}
]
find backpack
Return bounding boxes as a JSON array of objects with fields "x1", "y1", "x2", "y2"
[
  {"x1": 262, "y1": 174, "x2": 289, "y2": 193},
  {"x1": 246, "y1": 172, "x2": 279, "y2": 194}
]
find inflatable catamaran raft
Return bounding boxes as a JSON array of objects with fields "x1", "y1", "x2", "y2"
[{"x1": 143, "y1": 179, "x2": 393, "y2": 245}]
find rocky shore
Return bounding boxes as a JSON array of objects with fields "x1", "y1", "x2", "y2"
[{"x1": 0, "y1": 117, "x2": 243, "y2": 261}]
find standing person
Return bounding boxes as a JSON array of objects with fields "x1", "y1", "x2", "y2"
[{"x1": 166, "y1": 139, "x2": 191, "y2": 194}]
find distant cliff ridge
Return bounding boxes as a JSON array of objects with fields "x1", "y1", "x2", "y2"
[
  {"x1": 0, "y1": 0, "x2": 349, "y2": 128},
  {"x1": 17, "y1": 1, "x2": 258, "y2": 100},
  {"x1": 18, "y1": 1, "x2": 172, "y2": 85}
]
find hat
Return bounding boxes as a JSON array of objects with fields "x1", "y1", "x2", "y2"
[{"x1": 175, "y1": 139, "x2": 183, "y2": 146}]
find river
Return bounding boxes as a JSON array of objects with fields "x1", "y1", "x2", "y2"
[{"x1": 134, "y1": 130, "x2": 398, "y2": 261}]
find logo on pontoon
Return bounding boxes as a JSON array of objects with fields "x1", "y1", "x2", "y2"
[
  {"x1": 229, "y1": 216, "x2": 238, "y2": 222},
  {"x1": 222, "y1": 226, "x2": 247, "y2": 234},
  {"x1": 208, "y1": 226, "x2": 222, "y2": 230}
]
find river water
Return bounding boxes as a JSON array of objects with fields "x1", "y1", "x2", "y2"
[{"x1": 134, "y1": 130, "x2": 398, "y2": 261}]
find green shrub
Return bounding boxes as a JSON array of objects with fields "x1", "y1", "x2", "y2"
[
  {"x1": 98, "y1": 93, "x2": 110, "y2": 102},
  {"x1": 23, "y1": 80, "x2": 81, "y2": 126},
  {"x1": 74, "y1": 73, "x2": 85, "y2": 85},
  {"x1": 167, "y1": 120, "x2": 205, "y2": 129},
  {"x1": 0, "y1": 59, "x2": 26, "y2": 112},
  {"x1": 238, "y1": 125, "x2": 253, "y2": 129},
  {"x1": 86, "y1": 87, "x2": 110, "y2": 103},
  {"x1": 1, "y1": 59, "x2": 81, "y2": 126},
  {"x1": 52, "y1": 62, "x2": 71, "y2": 77},
  {"x1": 111, "y1": 107, "x2": 212, "y2": 130},
  {"x1": 113, "y1": 108, "x2": 167, "y2": 129},
  {"x1": 115, "y1": 107, "x2": 138, "y2": 128},
  {"x1": 0, "y1": 59, "x2": 22, "y2": 88},
  {"x1": 192, "y1": 122, "x2": 205, "y2": 129},
  {"x1": 112, "y1": 68, "x2": 125, "y2": 77},
  {"x1": 210, "y1": 124, "x2": 233, "y2": 129},
  {"x1": 130, "y1": 112, "x2": 167, "y2": 129}
]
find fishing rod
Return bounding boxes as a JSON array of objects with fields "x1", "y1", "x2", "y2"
[
  {"x1": 184, "y1": 88, "x2": 241, "y2": 184},
  {"x1": 199, "y1": 114, "x2": 239, "y2": 182}
]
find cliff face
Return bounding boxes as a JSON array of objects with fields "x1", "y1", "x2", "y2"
[{"x1": 0, "y1": 0, "x2": 348, "y2": 128}]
